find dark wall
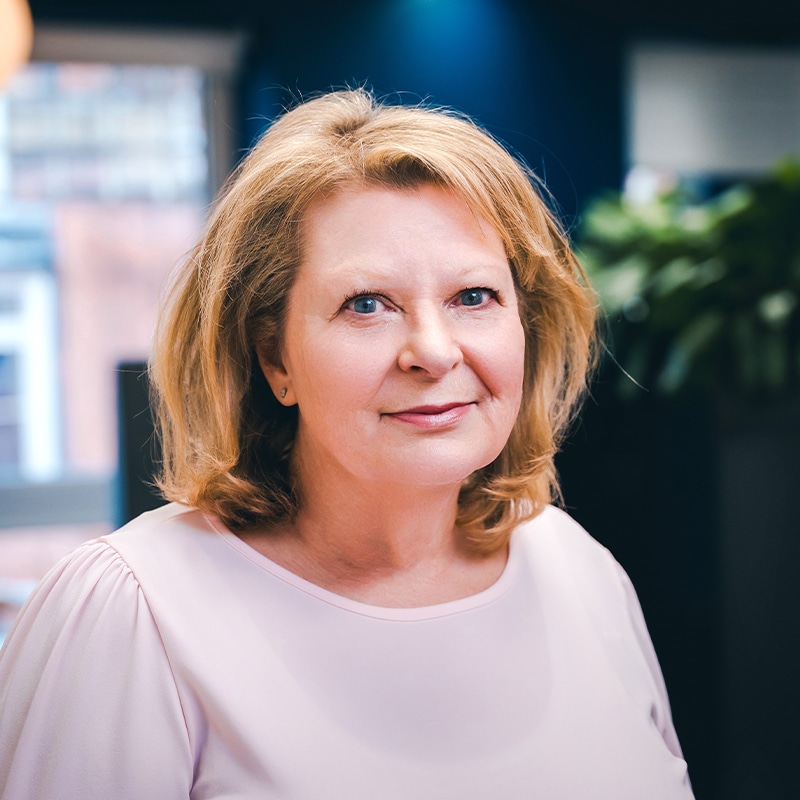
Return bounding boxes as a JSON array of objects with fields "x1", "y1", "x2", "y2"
[
  {"x1": 29, "y1": 0, "x2": 800, "y2": 41},
  {"x1": 237, "y1": 2, "x2": 623, "y2": 221}
]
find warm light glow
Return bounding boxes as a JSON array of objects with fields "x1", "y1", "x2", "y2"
[{"x1": 0, "y1": 0, "x2": 34, "y2": 88}]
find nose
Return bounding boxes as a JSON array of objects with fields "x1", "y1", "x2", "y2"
[{"x1": 397, "y1": 308, "x2": 463, "y2": 377}]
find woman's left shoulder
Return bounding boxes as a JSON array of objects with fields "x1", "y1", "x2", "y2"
[
  {"x1": 516, "y1": 504, "x2": 624, "y2": 584},
  {"x1": 515, "y1": 503, "x2": 647, "y2": 624},
  {"x1": 513, "y1": 505, "x2": 661, "y2": 680},
  {"x1": 516, "y1": 505, "x2": 688, "y2": 767}
]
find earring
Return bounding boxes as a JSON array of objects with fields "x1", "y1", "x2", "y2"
[{"x1": 279, "y1": 388, "x2": 287, "y2": 399}]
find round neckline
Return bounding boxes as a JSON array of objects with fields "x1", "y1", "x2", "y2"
[{"x1": 205, "y1": 513, "x2": 520, "y2": 622}]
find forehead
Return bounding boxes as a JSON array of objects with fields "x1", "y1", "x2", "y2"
[{"x1": 297, "y1": 183, "x2": 507, "y2": 276}]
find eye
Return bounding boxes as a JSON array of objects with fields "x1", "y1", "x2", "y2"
[
  {"x1": 343, "y1": 293, "x2": 389, "y2": 315},
  {"x1": 456, "y1": 287, "x2": 495, "y2": 307},
  {"x1": 352, "y1": 296, "x2": 378, "y2": 314}
]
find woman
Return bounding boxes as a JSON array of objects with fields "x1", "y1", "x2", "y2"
[{"x1": 0, "y1": 89, "x2": 693, "y2": 798}]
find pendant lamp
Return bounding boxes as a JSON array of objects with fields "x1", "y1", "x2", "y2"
[{"x1": 0, "y1": 0, "x2": 34, "y2": 88}]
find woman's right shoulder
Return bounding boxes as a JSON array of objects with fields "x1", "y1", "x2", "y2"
[
  {"x1": 0, "y1": 506, "x2": 195, "y2": 799},
  {"x1": 5, "y1": 536, "x2": 140, "y2": 648},
  {"x1": 0, "y1": 503, "x2": 212, "y2": 673}
]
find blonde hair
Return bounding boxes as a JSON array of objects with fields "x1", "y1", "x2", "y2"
[{"x1": 151, "y1": 88, "x2": 597, "y2": 555}]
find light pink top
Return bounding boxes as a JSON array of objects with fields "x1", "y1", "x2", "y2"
[{"x1": 0, "y1": 503, "x2": 693, "y2": 799}]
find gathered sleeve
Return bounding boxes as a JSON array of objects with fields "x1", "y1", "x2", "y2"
[{"x1": 0, "y1": 541, "x2": 193, "y2": 800}]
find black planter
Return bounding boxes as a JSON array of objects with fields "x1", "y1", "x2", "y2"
[{"x1": 717, "y1": 403, "x2": 800, "y2": 799}]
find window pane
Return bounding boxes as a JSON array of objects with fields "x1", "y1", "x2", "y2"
[
  {"x1": 0, "y1": 61, "x2": 210, "y2": 487},
  {"x1": 0, "y1": 59, "x2": 212, "y2": 640}
]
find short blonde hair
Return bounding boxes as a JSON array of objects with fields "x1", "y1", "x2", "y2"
[{"x1": 151, "y1": 88, "x2": 596, "y2": 554}]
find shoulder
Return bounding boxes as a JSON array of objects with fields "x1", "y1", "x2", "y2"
[
  {"x1": 6, "y1": 535, "x2": 143, "y2": 640},
  {"x1": 0, "y1": 510, "x2": 184, "y2": 668},
  {"x1": 0, "y1": 503, "x2": 221, "y2": 679},
  {"x1": 104, "y1": 501, "x2": 215, "y2": 548},
  {"x1": 514, "y1": 506, "x2": 684, "y2": 758},
  {"x1": 95, "y1": 502, "x2": 230, "y2": 582},
  {"x1": 0, "y1": 513, "x2": 194, "y2": 798},
  {"x1": 512, "y1": 505, "x2": 644, "y2": 652},
  {"x1": 515, "y1": 504, "x2": 623, "y2": 585}
]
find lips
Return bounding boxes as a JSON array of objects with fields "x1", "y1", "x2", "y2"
[{"x1": 383, "y1": 402, "x2": 473, "y2": 429}]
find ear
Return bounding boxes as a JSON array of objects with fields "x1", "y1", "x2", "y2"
[{"x1": 255, "y1": 344, "x2": 296, "y2": 406}]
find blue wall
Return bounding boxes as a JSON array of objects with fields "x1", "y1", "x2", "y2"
[{"x1": 239, "y1": 0, "x2": 623, "y2": 220}]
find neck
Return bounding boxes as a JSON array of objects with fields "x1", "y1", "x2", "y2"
[
  {"x1": 238, "y1": 466, "x2": 508, "y2": 607},
  {"x1": 237, "y1": 447, "x2": 507, "y2": 607},
  {"x1": 293, "y1": 477, "x2": 464, "y2": 575}
]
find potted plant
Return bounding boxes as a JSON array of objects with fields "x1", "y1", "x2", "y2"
[
  {"x1": 577, "y1": 160, "x2": 800, "y2": 412},
  {"x1": 575, "y1": 160, "x2": 800, "y2": 798}
]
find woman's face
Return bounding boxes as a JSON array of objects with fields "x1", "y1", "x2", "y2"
[{"x1": 258, "y1": 184, "x2": 526, "y2": 492}]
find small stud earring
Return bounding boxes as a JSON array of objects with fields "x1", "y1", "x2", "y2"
[{"x1": 279, "y1": 388, "x2": 287, "y2": 399}]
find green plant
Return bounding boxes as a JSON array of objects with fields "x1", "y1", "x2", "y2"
[{"x1": 577, "y1": 161, "x2": 800, "y2": 405}]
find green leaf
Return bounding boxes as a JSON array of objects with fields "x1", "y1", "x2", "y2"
[
  {"x1": 585, "y1": 256, "x2": 649, "y2": 313},
  {"x1": 760, "y1": 331, "x2": 788, "y2": 391},
  {"x1": 650, "y1": 257, "x2": 699, "y2": 298},
  {"x1": 757, "y1": 290, "x2": 797, "y2": 327},
  {"x1": 657, "y1": 311, "x2": 724, "y2": 393}
]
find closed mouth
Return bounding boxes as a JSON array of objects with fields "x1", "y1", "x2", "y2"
[
  {"x1": 392, "y1": 403, "x2": 467, "y2": 415},
  {"x1": 382, "y1": 402, "x2": 474, "y2": 428}
]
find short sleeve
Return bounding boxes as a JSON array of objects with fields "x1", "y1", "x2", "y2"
[{"x1": 0, "y1": 541, "x2": 193, "y2": 800}]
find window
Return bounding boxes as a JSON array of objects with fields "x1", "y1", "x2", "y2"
[
  {"x1": 0, "y1": 26, "x2": 244, "y2": 641},
  {"x1": 626, "y1": 42, "x2": 800, "y2": 198}
]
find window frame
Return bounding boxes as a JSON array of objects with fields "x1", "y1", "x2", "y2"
[{"x1": 0, "y1": 24, "x2": 245, "y2": 528}]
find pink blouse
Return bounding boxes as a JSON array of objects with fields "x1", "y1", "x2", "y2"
[{"x1": 0, "y1": 503, "x2": 693, "y2": 798}]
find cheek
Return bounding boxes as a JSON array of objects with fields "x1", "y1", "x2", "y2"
[
  {"x1": 289, "y1": 332, "x2": 387, "y2": 410},
  {"x1": 487, "y1": 318, "x2": 527, "y2": 399}
]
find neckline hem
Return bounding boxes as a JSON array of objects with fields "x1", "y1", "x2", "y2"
[{"x1": 205, "y1": 514, "x2": 521, "y2": 622}]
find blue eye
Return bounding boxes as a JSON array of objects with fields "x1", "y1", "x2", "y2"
[
  {"x1": 350, "y1": 296, "x2": 379, "y2": 314},
  {"x1": 459, "y1": 288, "x2": 488, "y2": 307}
]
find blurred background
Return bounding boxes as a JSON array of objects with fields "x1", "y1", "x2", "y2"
[{"x1": 1, "y1": 1, "x2": 798, "y2": 797}]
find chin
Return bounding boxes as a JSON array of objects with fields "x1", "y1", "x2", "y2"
[{"x1": 359, "y1": 448, "x2": 501, "y2": 489}]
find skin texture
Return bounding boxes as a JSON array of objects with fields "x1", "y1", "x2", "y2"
[{"x1": 253, "y1": 184, "x2": 526, "y2": 606}]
